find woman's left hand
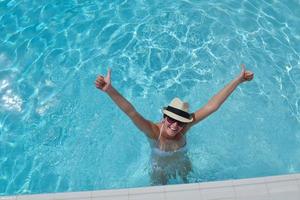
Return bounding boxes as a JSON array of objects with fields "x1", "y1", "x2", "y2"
[{"x1": 238, "y1": 64, "x2": 254, "y2": 83}]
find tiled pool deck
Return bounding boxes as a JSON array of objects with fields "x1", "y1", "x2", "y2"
[{"x1": 1, "y1": 173, "x2": 300, "y2": 200}]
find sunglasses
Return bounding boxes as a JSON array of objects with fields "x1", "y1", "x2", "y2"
[{"x1": 165, "y1": 116, "x2": 186, "y2": 127}]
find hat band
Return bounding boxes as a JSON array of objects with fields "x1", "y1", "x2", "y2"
[{"x1": 165, "y1": 106, "x2": 190, "y2": 119}]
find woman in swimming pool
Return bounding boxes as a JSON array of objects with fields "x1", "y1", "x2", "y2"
[{"x1": 95, "y1": 64, "x2": 254, "y2": 184}]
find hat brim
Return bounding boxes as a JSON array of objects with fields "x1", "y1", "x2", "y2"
[{"x1": 163, "y1": 109, "x2": 193, "y2": 123}]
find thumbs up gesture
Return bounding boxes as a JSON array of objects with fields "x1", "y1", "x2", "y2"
[
  {"x1": 95, "y1": 68, "x2": 112, "y2": 92},
  {"x1": 238, "y1": 64, "x2": 254, "y2": 83}
]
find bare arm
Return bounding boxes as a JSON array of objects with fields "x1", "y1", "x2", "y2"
[
  {"x1": 95, "y1": 69, "x2": 158, "y2": 139},
  {"x1": 190, "y1": 64, "x2": 254, "y2": 126}
]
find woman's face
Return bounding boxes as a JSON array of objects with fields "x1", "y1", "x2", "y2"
[{"x1": 163, "y1": 116, "x2": 186, "y2": 138}]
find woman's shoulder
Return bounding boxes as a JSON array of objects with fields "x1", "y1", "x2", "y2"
[{"x1": 146, "y1": 122, "x2": 161, "y2": 140}]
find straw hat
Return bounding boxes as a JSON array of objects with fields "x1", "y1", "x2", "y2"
[{"x1": 163, "y1": 97, "x2": 193, "y2": 123}]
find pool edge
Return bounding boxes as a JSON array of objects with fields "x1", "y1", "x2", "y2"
[{"x1": 1, "y1": 173, "x2": 300, "y2": 199}]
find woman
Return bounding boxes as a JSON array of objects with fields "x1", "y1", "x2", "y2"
[{"x1": 95, "y1": 64, "x2": 254, "y2": 184}]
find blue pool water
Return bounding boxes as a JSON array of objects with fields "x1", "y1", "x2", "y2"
[{"x1": 1, "y1": 0, "x2": 300, "y2": 196}]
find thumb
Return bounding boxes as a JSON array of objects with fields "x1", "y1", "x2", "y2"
[
  {"x1": 239, "y1": 64, "x2": 246, "y2": 77},
  {"x1": 102, "y1": 68, "x2": 112, "y2": 92},
  {"x1": 240, "y1": 64, "x2": 246, "y2": 72},
  {"x1": 105, "y1": 68, "x2": 111, "y2": 83}
]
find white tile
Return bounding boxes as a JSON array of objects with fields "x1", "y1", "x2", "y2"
[
  {"x1": 52, "y1": 191, "x2": 91, "y2": 199},
  {"x1": 92, "y1": 195, "x2": 128, "y2": 200},
  {"x1": 201, "y1": 186, "x2": 235, "y2": 200},
  {"x1": 264, "y1": 174, "x2": 297, "y2": 183},
  {"x1": 236, "y1": 196, "x2": 270, "y2": 200},
  {"x1": 199, "y1": 180, "x2": 234, "y2": 189},
  {"x1": 234, "y1": 183, "x2": 269, "y2": 199},
  {"x1": 165, "y1": 189, "x2": 202, "y2": 200},
  {"x1": 294, "y1": 173, "x2": 300, "y2": 180},
  {"x1": 232, "y1": 177, "x2": 265, "y2": 186},
  {"x1": 92, "y1": 188, "x2": 128, "y2": 198},
  {"x1": 129, "y1": 185, "x2": 164, "y2": 194},
  {"x1": 16, "y1": 194, "x2": 54, "y2": 200},
  {"x1": 267, "y1": 180, "x2": 299, "y2": 194},
  {"x1": 218, "y1": 199, "x2": 235, "y2": 200},
  {"x1": 266, "y1": 180, "x2": 300, "y2": 200},
  {"x1": 163, "y1": 183, "x2": 200, "y2": 191},
  {"x1": 0, "y1": 196, "x2": 17, "y2": 200},
  {"x1": 129, "y1": 193, "x2": 164, "y2": 200},
  {"x1": 269, "y1": 193, "x2": 300, "y2": 200}
]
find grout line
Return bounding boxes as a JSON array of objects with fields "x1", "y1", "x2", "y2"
[
  {"x1": 266, "y1": 179, "x2": 298, "y2": 184},
  {"x1": 265, "y1": 182, "x2": 271, "y2": 199},
  {"x1": 198, "y1": 187, "x2": 204, "y2": 200},
  {"x1": 232, "y1": 184, "x2": 237, "y2": 200},
  {"x1": 163, "y1": 190, "x2": 166, "y2": 200},
  {"x1": 162, "y1": 186, "x2": 166, "y2": 200}
]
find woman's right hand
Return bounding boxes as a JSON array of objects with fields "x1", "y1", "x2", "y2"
[{"x1": 95, "y1": 68, "x2": 112, "y2": 92}]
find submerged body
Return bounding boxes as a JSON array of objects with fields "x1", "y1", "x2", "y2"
[
  {"x1": 95, "y1": 64, "x2": 254, "y2": 185},
  {"x1": 151, "y1": 143, "x2": 191, "y2": 184},
  {"x1": 149, "y1": 124, "x2": 191, "y2": 184}
]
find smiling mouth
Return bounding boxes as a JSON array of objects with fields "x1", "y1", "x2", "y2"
[
  {"x1": 168, "y1": 126, "x2": 178, "y2": 133},
  {"x1": 170, "y1": 127, "x2": 177, "y2": 131}
]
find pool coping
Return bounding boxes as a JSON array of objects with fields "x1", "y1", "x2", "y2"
[{"x1": 1, "y1": 173, "x2": 300, "y2": 200}]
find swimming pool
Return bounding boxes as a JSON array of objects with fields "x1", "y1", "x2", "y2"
[{"x1": 1, "y1": 0, "x2": 300, "y2": 196}]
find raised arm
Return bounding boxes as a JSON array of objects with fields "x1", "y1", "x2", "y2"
[
  {"x1": 95, "y1": 68, "x2": 158, "y2": 139},
  {"x1": 190, "y1": 64, "x2": 254, "y2": 126}
]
